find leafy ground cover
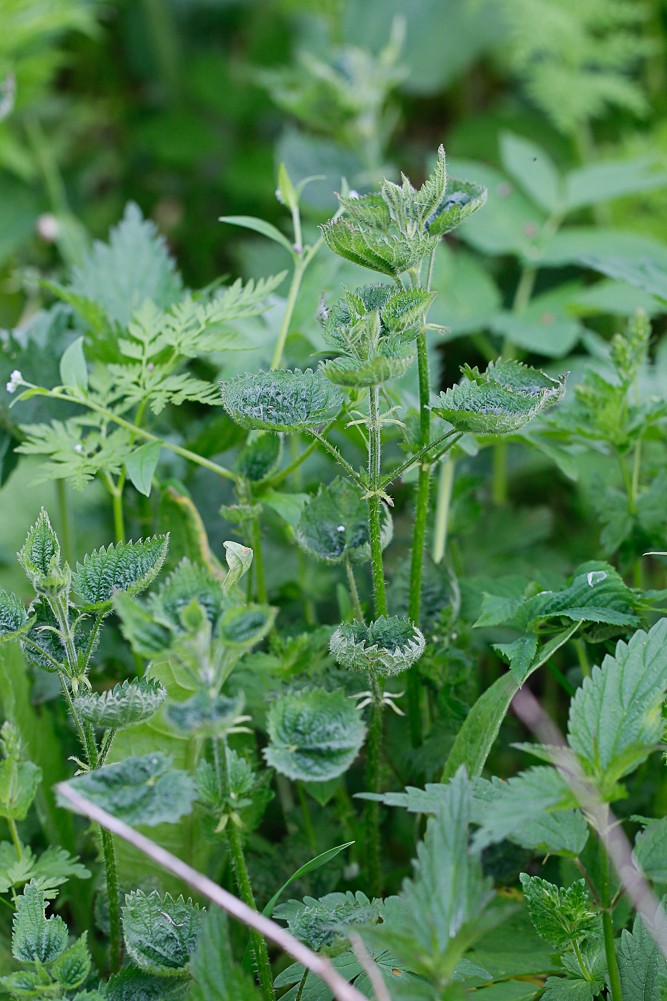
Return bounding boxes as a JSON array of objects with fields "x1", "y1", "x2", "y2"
[{"x1": 0, "y1": 3, "x2": 667, "y2": 1000}]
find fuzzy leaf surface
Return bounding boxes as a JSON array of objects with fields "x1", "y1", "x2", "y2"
[
  {"x1": 296, "y1": 478, "x2": 392, "y2": 564},
  {"x1": 61, "y1": 753, "x2": 195, "y2": 826},
  {"x1": 106, "y1": 968, "x2": 191, "y2": 1000},
  {"x1": 567, "y1": 619, "x2": 667, "y2": 789},
  {"x1": 221, "y1": 369, "x2": 342, "y2": 432},
  {"x1": 122, "y1": 890, "x2": 204, "y2": 976},
  {"x1": 264, "y1": 689, "x2": 366, "y2": 782},
  {"x1": 617, "y1": 912, "x2": 667, "y2": 1001},
  {"x1": 0, "y1": 591, "x2": 30, "y2": 645},
  {"x1": 73, "y1": 535, "x2": 169, "y2": 609},
  {"x1": 73, "y1": 679, "x2": 166, "y2": 731},
  {"x1": 519, "y1": 875, "x2": 597, "y2": 951},
  {"x1": 12, "y1": 881, "x2": 68, "y2": 964}
]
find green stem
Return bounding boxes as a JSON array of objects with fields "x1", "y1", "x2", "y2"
[
  {"x1": 271, "y1": 255, "x2": 306, "y2": 371},
  {"x1": 101, "y1": 828, "x2": 122, "y2": 972},
  {"x1": 571, "y1": 937, "x2": 591, "y2": 981},
  {"x1": 345, "y1": 558, "x2": 365, "y2": 622},
  {"x1": 432, "y1": 456, "x2": 455, "y2": 565},
  {"x1": 57, "y1": 672, "x2": 87, "y2": 753},
  {"x1": 295, "y1": 969, "x2": 309, "y2": 1001},
  {"x1": 308, "y1": 430, "x2": 366, "y2": 490},
  {"x1": 251, "y1": 516, "x2": 267, "y2": 603},
  {"x1": 600, "y1": 839, "x2": 623, "y2": 1001},
  {"x1": 297, "y1": 782, "x2": 317, "y2": 855},
  {"x1": 7, "y1": 818, "x2": 22, "y2": 860},
  {"x1": 98, "y1": 730, "x2": 117, "y2": 768},
  {"x1": 104, "y1": 474, "x2": 126, "y2": 545},
  {"x1": 363, "y1": 671, "x2": 383, "y2": 898},
  {"x1": 379, "y1": 429, "x2": 459, "y2": 490},
  {"x1": 574, "y1": 639, "x2": 591, "y2": 679},
  {"x1": 218, "y1": 740, "x2": 275, "y2": 1001},
  {"x1": 367, "y1": 388, "x2": 387, "y2": 618},
  {"x1": 35, "y1": 388, "x2": 238, "y2": 482}
]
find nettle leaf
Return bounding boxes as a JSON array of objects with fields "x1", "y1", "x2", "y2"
[
  {"x1": 17, "y1": 508, "x2": 61, "y2": 589},
  {"x1": 166, "y1": 691, "x2": 243, "y2": 735},
  {"x1": 380, "y1": 287, "x2": 436, "y2": 333},
  {"x1": 321, "y1": 340, "x2": 415, "y2": 388},
  {"x1": 432, "y1": 360, "x2": 566, "y2": 435},
  {"x1": 473, "y1": 768, "x2": 577, "y2": 851},
  {"x1": 519, "y1": 875, "x2": 597, "y2": 952},
  {"x1": 377, "y1": 769, "x2": 494, "y2": 980},
  {"x1": 221, "y1": 369, "x2": 342, "y2": 432},
  {"x1": 106, "y1": 968, "x2": 191, "y2": 1000},
  {"x1": 61, "y1": 753, "x2": 195, "y2": 826},
  {"x1": 274, "y1": 891, "x2": 382, "y2": 951},
  {"x1": 633, "y1": 818, "x2": 667, "y2": 883},
  {"x1": 122, "y1": 890, "x2": 204, "y2": 977},
  {"x1": 426, "y1": 178, "x2": 488, "y2": 237},
  {"x1": 236, "y1": 432, "x2": 282, "y2": 482},
  {"x1": 21, "y1": 599, "x2": 95, "y2": 674},
  {"x1": 73, "y1": 679, "x2": 167, "y2": 731},
  {"x1": 296, "y1": 478, "x2": 393, "y2": 564},
  {"x1": 190, "y1": 909, "x2": 260, "y2": 1001},
  {"x1": 12, "y1": 881, "x2": 68, "y2": 964},
  {"x1": 52, "y1": 933, "x2": 91, "y2": 990},
  {"x1": 618, "y1": 912, "x2": 667, "y2": 1001},
  {"x1": 0, "y1": 758, "x2": 41, "y2": 822},
  {"x1": 567, "y1": 618, "x2": 667, "y2": 790},
  {"x1": 113, "y1": 592, "x2": 172, "y2": 656},
  {"x1": 514, "y1": 562, "x2": 638, "y2": 630},
  {"x1": 264, "y1": 688, "x2": 366, "y2": 782},
  {"x1": 320, "y1": 217, "x2": 432, "y2": 277},
  {"x1": 330, "y1": 615, "x2": 425, "y2": 677},
  {"x1": 0, "y1": 590, "x2": 30, "y2": 645},
  {"x1": 73, "y1": 535, "x2": 169, "y2": 609},
  {"x1": 69, "y1": 202, "x2": 183, "y2": 329},
  {"x1": 218, "y1": 603, "x2": 276, "y2": 649}
]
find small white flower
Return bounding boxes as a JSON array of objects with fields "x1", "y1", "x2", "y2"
[
  {"x1": 36, "y1": 213, "x2": 59, "y2": 243},
  {"x1": 6, "y1": 369, "x2": 22, "y2": 393},
  {"x1": 74, "y1": 443, "x2": 83, "y2": 453},
  {"x1": 337, "y1": 525, "x2": 346, "y2": 532}
]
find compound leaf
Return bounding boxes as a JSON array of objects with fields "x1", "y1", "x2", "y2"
[
  {"x1": 264, "y1": 689, "x2": 366, "y2": 782},
  {"x1": 122, "y1": 890, "x2": 204, "y2": 976}
]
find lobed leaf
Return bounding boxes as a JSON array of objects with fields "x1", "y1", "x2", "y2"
[
  {"x1": 519, "y1": 875, "x2": 597, "y2": 952},
  {"x1": 274, "y1": 890, "x2": 381, "y2": 951},
  {"x1": 12, "y1": 881, "x2": 68, "y2": 964},
  {"x1": 264, "y1": 688, "x2": 366, "y2": 782},
  {"x1": 61, "y1": 753, "x2": 195, "y2": 827},
  {"x1": 221, "y1": 369, "x2": 342, "y2": 432},
  {"x1": 73, "y1": 535, "x2": 169, "y2": 609},
  {"x1": 122, "y1": 890, "x2": 204, "y2": 977},
  {"x1": 73, "y1": 679, "x2": 167, "y2": 731}
]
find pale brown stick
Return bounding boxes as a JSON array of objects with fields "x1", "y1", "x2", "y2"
[
  {"x1": 57, "y1": 782, "x2": 372, "y2": 1001},
  {"x1": 511, "y1": 686, "x2": 667, "y2": 960}
]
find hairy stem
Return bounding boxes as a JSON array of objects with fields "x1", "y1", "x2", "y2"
[
  {"x1": 367, "y1": 387, "x2": 387, "y2": 618},
  {"x1": 101, "y1": 827, "x2": 122, "y2": 973},
  {"x1": 218, "y1": 739, "x2": 275, "y2": 1001},
  {"x1": 308, "y1": 430, "x2": 366, "y2": 490},
  {"x1": 600, "y1": 844, "x2": 623, "y2": 1001},
  {"x1": 363, "y1": 671, "x2": 383, "y2": 898},
  {"x1": 571, "y1": 937, "x2": 591, "y2": 981},
  {"x1": 56, "y1": 479, "x2": 74, "y2": 567}
]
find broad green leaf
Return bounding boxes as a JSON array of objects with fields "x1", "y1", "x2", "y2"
[
  {"x1": 473, "y1": 768, "x2": 576, "y2": 850},
  {"x1": 296, "y1": 478, "x2": 392, "y2": 565},
  {"x1": 148, "y1": 559, "x2": 224, "y2": 632},
  {"x1": 113, "y1": 591, "x2": 172, "y2": 656},
  {"x1": 260, "y1": 490, "x2": 309, "y2": 528},
  {"x1": 618, "y1": 912, "x2": 667, "y2": 1001},
  {"x1": 565, "y1": 157, "x2": 667, "y2": 213},
  {"x1": 540, "y1": 228, "x2": 667, "y2": 271},
  {"x1": 579, "y1": 255, "x2": 667, "y2": 302},
  {"x1": 330, "y1": 615, "x2": 425, "y2": 676},
  {"x1": 12, "y1": 881, "x2": 68, "y2": 964},
  {"x1": 219, "y1": 214, "x2": 294, "y2": 255},
  {"x1": 60, "y1": 753, "x2": 195, "y2": 826},
  {"x1": 190, "y1": 909, "x2": 260, "y2": 1000},
  {"x1": 122, "y1": 890, "x2": 204, "y2": 976},
  {"x1": 426, "y1": 178, "x2": 487, "y2": 237},
  {"x1": 59, "y1": 336, "x2": 88, "y2": 394},
  {"x1": 73, "y1": 535, "x2": 169, "y2": 609},
  {"x1": 73, "y1": 679, "x2": 166, "y2": 731},
  {"x1": 0, "y1": 758, "x2": 41, "y2": 822},
  {"x1": 52, "y1": 933, "x2": 91, "y2": 990},
  {"x1": 567, "y1": 619, "x2": 667, "y2": 789},
  {"x1": 500, "y1": 132, "x2": 561, "y2": 213},
  {"x1": 106, "y1": 968, "x2": 191, "y2": 1000},
  {"x1": 263, "y1": 842, "x2": 355, "y2": 918},
  {"x1": 541, "y1": 977, "x2": 600, "y2": 1000},
  {"x1": 493, "y1": 634, "x2": 538, "y2": 682},
  {"x1": 633, "y1": 819, "x2": 667, "y2": 883},
  {"x1": 222, "y1": 541, "x2": 254, "y2": 594},
  {"x1": 489, "y1": 284, "x2": 583, "y2": 359},
  {"x1": 218, "y1": 603, "x2": 276, "y2": 648},
  {"x1": 321, "y1": 341, "x2": 415, "y2": 388},
  {"x1": 0, "y1": 591, "x2": 30, "y2": 645},
  {"x1": 274, "y1": 890, "x2": 381, "y2": 951},
  {"x1": 166, "y1": 691, "x2": 242, "y2": 735},
  {"x1": 510, "y1": 809, "x2": 589, "y2": 859},
  {"x1": 515, "y1": 562, "x2": 638, "y2": 631},
  {"x1": 221, "y1": 369, "x2": 342, "y2": 432},
  {"x1": 264, "y1": 688, "x2": 366, "y2": 782},
  {"x1": 519, "y1": 875, "x2": 597, "y2": 951},
  {"x1": 125, "y1": 442, "x2": 161, "y2": 497},
  {"x1": 70, "y1": 202, "x2": 183, "y2": 328}
]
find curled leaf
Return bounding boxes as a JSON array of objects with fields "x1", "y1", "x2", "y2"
[
  {"x1": 426, "y1": 178, "x2": 487, "y2": 237},
  {"x1": 330, "y1": 615, "x2": 425, "y2": 676},
  {"x1": 74, "y1": 679, "x2": 166, "y2": 731},
  {"x1": 264, "y1": 688, "x2": 366, "y2": 782},
  {"x1": 221, "y1": 369, "x2": 341, "y2": 432}
]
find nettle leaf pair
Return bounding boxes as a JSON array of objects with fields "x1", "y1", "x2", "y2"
[{"x1": 320, "y1": 145, "x2": 487, "y2": 276}]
